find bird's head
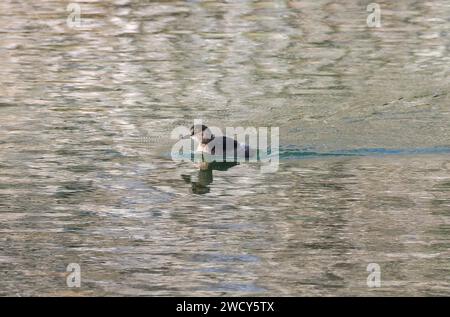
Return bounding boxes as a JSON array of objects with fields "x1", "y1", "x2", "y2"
[{"x1": 190, "y1": 124, "x2": 214, "y2": 144}]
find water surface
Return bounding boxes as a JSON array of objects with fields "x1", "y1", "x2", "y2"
[{"x1": 0, "y1": 0, "x2": 449, "y2": 296}]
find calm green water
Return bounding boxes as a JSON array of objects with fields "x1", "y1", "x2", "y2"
[{"x1": 0, "y1": 0, "x2": 449, "y2": 296}]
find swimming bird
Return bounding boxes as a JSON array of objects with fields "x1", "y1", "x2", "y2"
[{"x1": 189, "y1": 124, "x2": 253, "y2": 160}]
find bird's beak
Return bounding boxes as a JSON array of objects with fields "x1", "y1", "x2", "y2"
[{"x1": 180, "y1": 134, "x2": 191, "y2": 140}]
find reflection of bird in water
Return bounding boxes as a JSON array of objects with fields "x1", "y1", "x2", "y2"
[{"x1": 182, "y1": 160, "x2": 239, "y2": 195}]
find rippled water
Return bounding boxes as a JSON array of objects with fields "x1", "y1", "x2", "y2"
[{"x1": 0, "y1": 0, "x2": 449, "y2": 296}]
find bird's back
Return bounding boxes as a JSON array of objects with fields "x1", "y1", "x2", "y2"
[{"x1": 210, "y1": 136, "x2": 251, "y2": 160}]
